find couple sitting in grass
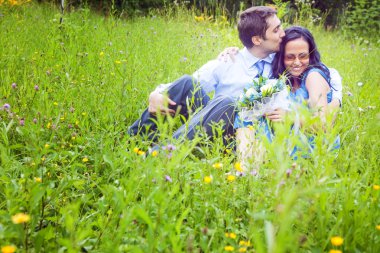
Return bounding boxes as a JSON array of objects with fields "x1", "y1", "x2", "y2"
[{"x1": 128, "y1": 6, "x2": 342, "y2": 169}]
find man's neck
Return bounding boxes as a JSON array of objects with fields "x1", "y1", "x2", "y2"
[{"x1": 248, "y1": 46, "x2": 271, "y2": 59}]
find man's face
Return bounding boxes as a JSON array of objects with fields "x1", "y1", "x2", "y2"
[{"x1": 260, "y1": 15, "x2": 285, "y2": 53}]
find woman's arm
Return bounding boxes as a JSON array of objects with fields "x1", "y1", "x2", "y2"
[{"x1": 305, "y1": 71, "x2": 330, "y2": 122}]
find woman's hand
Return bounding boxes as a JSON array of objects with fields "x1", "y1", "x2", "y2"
[
  {"x1": 265, "y1": 108, "x2": 287, "y2": 122},
  {"x1": 217, "y1": 47, "x2": 239, "y2": 62}
]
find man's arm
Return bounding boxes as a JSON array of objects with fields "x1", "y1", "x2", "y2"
[
  {"x1": 148, "y1": 59, "x2": 221, "y2": 115},
  {"x1": 152, "y1": 59, "x2": 222, "y2": 95}
]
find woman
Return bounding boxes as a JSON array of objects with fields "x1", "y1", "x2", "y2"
[{"x1": 236, "y1": 26, "x2": 341, "y2": 169}]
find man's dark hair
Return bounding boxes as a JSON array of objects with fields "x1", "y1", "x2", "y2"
[{"x1": 238, "y1": 6, "x2": 277, "y2": 48}]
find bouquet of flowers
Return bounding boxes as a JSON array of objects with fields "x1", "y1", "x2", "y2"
[{"x1": 237, "y1": 76, "x2": 290, "y2": 122}]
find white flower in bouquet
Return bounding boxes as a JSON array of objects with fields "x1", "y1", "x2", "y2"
[
  {"x1": 260, "y1": 82, "x2": 274, "y2": 97},
  {"x1": 245, "y1": 87, "x2": 258, "y2": 97}
]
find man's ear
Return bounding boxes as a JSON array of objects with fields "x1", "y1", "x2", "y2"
[{"x1": 252, "y1": 36, "x2": 263, "y2": 46}]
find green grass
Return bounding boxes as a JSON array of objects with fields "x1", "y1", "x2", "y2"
[{"x1": 0, "y1": 3, "x2": 379, "y2": 253}]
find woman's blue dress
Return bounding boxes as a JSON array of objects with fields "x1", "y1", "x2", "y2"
[{"x1": 234, "y1": 67, "x2": 340, "y2": 158}]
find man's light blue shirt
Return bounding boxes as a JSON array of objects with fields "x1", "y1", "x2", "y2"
[
  {"x1": 192, "y1": 47, "x2": 274, "y2": 99},
  {"x1": 156, "y1": 47, "x2": 342, "y2": 103},
  {"x1": 156, "y1": 47, "x2": 273, "y2": 99}
]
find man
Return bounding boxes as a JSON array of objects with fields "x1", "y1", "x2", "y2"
[{"x1": 128, "y1": 6, "x2": 341, "y2": 143}]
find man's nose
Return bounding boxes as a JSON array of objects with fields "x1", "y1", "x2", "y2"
[{"x1": 280, "y1": 29, "x2": 285, "y2": 38}]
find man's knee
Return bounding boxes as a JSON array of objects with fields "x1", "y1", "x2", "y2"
[
  {"x1": 215, "y1": 95, "x2": 235, "y2": 106},
  {"x1": 211, "y1": 95, "x2": 236, "y2": 116}
]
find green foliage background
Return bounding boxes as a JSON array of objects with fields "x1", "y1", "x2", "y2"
[{"x1": 33, "y1": 0, "x2": 380, "y2": 39}]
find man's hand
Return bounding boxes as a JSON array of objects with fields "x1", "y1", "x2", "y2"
[
  {"x1": 265, "y1": 108, "x2": 287, "y2": 122},
  {"x1": 148, "y1": 91, "x2": 176, "y2": 116}
]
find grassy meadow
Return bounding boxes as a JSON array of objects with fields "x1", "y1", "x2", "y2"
[{"x1": 0, "y1": 2, "x2": 379, "y2": 253}]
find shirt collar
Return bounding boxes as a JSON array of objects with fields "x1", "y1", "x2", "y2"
[{"x1": 241, "y1": 47, "x2": 275, "y2": 69}]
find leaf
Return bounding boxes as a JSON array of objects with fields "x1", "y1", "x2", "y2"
[
  {"x1": 265, "y1": 220, "x2": 275, "y2": 253},
  {"x1": 102, "y1": 154, "x2": 114, "y2": 169},
  {"x1": 175, "y1": 207, "x2": 190, "y2": 234},
  {"x1": 134, "y1": 207, "x2": 154, "y2": 230},
  {"x1": 30, "y1": 185, "x2": 46, "y2": 209}
]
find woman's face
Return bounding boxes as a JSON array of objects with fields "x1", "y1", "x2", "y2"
[{"x1": 284, "y1": 38, "x2": 310, "y2": 77}]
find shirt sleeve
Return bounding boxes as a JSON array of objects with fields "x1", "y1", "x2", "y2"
[
  {"x1": 191, "y1": 59, "x2": 219, "y2": 94},
  {"x1": 155, "y1": 82, "x2": 174, "y2": 93},
  {"x1": 329, "y1": 68, "x2": 343, "y2": 105},
  {"x1": 154, "y1": 59, "x2": 220, "y2": 94}
]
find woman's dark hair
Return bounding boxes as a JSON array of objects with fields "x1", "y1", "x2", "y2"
[{"x1": 271, "y1": 26, "x2": 330, "y2": 83}]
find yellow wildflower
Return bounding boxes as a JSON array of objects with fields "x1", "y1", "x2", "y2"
[
  {"x1": 225, "y1": 148, "x2": 232, "y2": 154},
  {"x1": 99, "y1": 51, "x2": 104, "y2": 57},
  {"x1": 133, "y1": 147, "x2": 139, "y2": 153},
  {"x1": 224, "y1": 245, "x2": 234, "y2": 251},
  {"x1": 53, "y1": 102, "x2": 58, "y2": 106},
  {"x1": 234, "y1": 162, "x2": 243, "y2": 172},
  {"x1": 82, "y1": 112, "x2": 86, "y2": 116},
  {"x1": 225, "y1": 232, "x2": 237, "y2": 239},
  {"x1": 137, "y1": 150, "x2": 145, "y2": 156},
  {"x1": 265, "y1": 4, "x2": 277, "y2": 10},
  {"x1": 9, "y1": 0, "x2": 18, "y2": 6},
  {"x1": 239, "y1": 241, "x2": 251, "y2": 247},
  {"x1": 373, "y1": 185, "x2": 380, "y2": 190},
  {"x1": 212, "y1": 162, "x2": 223, "y2": 169},
  {"x1": 247, "y1": 125, "x2": 255, "y2": 131},
  {"x1": 11, "y1": 213, "x2": 31, "y2": 224},
  {"x1": 329, "y1": 250, "x2": 342, "y2": 253},
  {"x1": 204, "y1": 176, "x2": 212, "y2": 184},
  {"x1": 82, "y1": 157, "x2": 89, "y2": 163},
  {"x1": 41, "y1": 156, "x2": 46, "y2": 162},
  {"x1": 44, "y1": 143, "x2": 49, "y2": 149},
  {"x1": 227, "y1": 174, "x2": 236, "y2": 182},
  {"x1": 115, "y1": 60, "x2": 121, "y2": 64},
  {"x1": 1, "y1": 245, "x2": 17, "y2": 253},
  {"x1": 46, "y1": 122, "x2": 51, "y2": 129},
  {"x1": 151, "y1": 150, "x2": 158, "y2": 157},
  {"x1": 194, "y1": 15, "x2": 204, "y2": 22},
  {"x1": 330, "y1": 236, "x2": 344, "y2": 246},
  {"x1": 238, "y1": 248, "x2": 247, "y2": 253},
  {"x1": 376, "y1": 225, "x2": 380, "y2": 230},
  {"x1": 34, "y1": 177, "x2": 42, "y2": 183}
]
